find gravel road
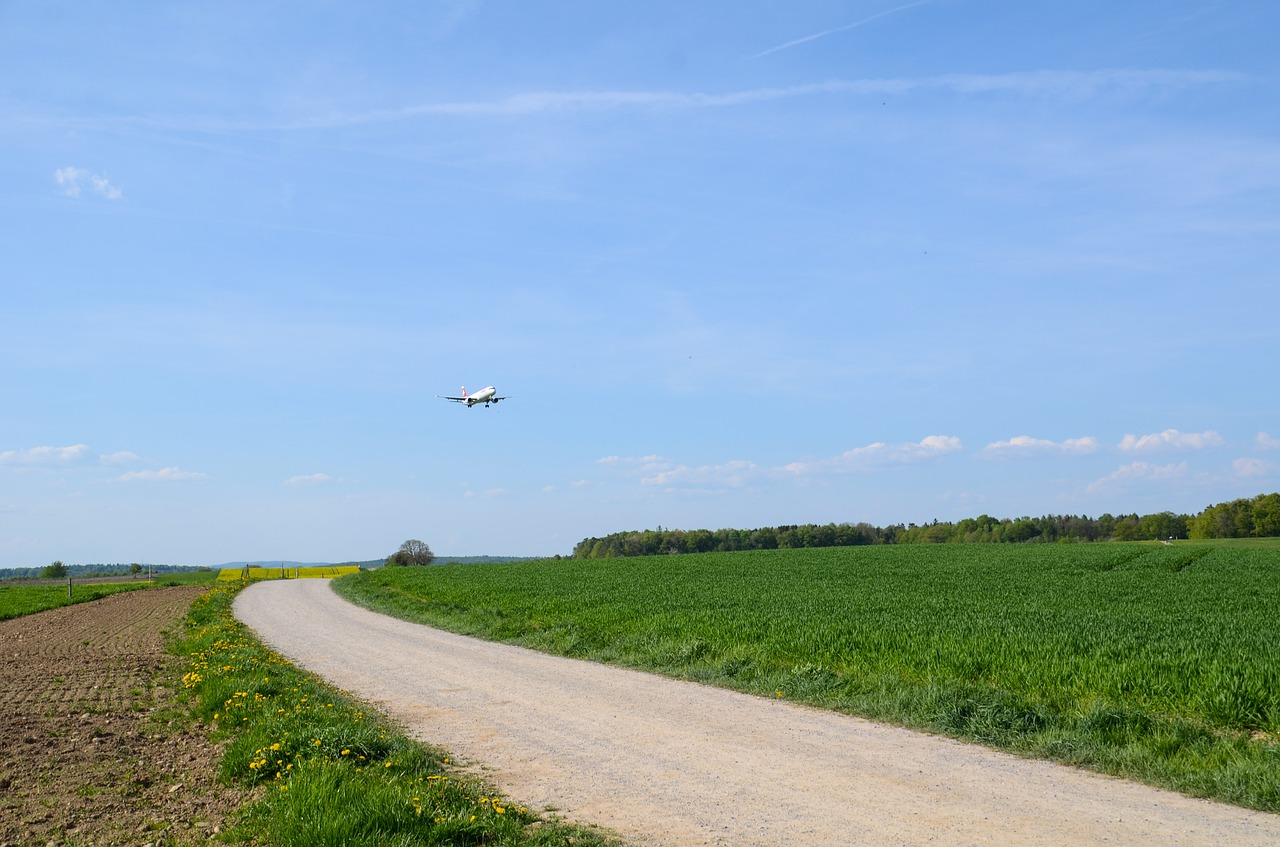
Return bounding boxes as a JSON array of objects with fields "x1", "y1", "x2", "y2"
[{"x1": 234, "y1": 578, "x2": 1280, "y2": 847}]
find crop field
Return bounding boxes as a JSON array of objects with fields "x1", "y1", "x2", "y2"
[
  {"x1": 217, "y1": 565, "x2": 361, "y2": 582},
  {"x1": 335, "y1": 543, "x2": 1280, "y2": 810},
  {"x1": 0, "y1": 581, "x2": 151, "y2": 621}
]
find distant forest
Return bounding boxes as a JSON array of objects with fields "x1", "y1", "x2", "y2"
[
  {"x1": 0, "y1": 562, "x2": 211, "y2": 580},
  {"x1": 571, "y1": 492, "x2": 1280, "y2": 559}
]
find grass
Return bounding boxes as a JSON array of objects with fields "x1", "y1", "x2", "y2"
[
  {"x1": 332, "y1": 543, "x2": 1280, "y2": 812},
  {"x1": 176, "y1": 583, "x2": 619, "y2": 847},
  {"x1": 0, "y1": 571, "x2": 218, "y2": 621},
  {"x1": 217, "y1": 566, "x2": 361, "y2": 582},
  {"x1": 0, "y1": 582, "x2": 149, "y2": 621}
]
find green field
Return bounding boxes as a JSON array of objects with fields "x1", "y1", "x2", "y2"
[
  {"x1": 334, "y1": 543, "x2": 1280, "y2": 811},
  {"x1": 0, "y1": 582, "x2": 148, "y2": 621}
]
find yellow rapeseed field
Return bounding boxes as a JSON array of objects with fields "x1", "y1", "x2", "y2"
[{"x1": 217, "y1": 566, "x2": 360, "y2": 582}]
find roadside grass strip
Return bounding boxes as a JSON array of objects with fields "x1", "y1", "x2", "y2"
[
  {"x1": 178, "y1": 584, "x2": 617, "y2": 847},
  {"x1": 217, "y1": 566, "x2": 361, "y2": 582},
  {"x1": 334, "y1": 544, "x2": 1280, "y2": 812}
]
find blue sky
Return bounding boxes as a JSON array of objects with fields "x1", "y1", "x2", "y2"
[{"x1": 2, "y1": 1, "x2": 1278, "y2": 567}]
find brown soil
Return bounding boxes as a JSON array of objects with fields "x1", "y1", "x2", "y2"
[{"x1": 0, "y1": 586, "x2": 247, "y2": 847}]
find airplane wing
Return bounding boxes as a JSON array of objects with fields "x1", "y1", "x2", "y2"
[{"x1": 437, "y1": 395, "x2": 468, "y2": 402}]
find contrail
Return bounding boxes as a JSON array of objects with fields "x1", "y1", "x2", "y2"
[{"x1": 752, "y1": 0, "x2": 935, "y2": 59}]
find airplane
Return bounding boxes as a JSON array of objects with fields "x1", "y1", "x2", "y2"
[{"x1": 438, "y1": 386, "x2": 508, "y2": 408}]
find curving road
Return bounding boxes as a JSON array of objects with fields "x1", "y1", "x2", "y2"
[{"x1": 234, "y1": 579, "x2": 1280, "y2": 847}]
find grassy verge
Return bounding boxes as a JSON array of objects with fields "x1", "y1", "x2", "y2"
[
  {"x1": 332, "y1": 546, "x2": 1280, "y2": 813},
  {"x1": 176, "y1": 583, "x2": 619, "y2": 846}
]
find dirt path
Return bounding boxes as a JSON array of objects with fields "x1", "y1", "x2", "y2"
[
  {"x1": 235, "y1": 578, "x2": 1280, "y2": 847},
  {"x1": 0, "y1": 585, "x2": 243, "y2": 846}
]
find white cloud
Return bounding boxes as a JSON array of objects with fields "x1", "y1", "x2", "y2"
[
  {"x1": 641, "y1": 459, "x2": 758, "y2": 488},
  {"x1": 1087, "y1": 461, "x2": 1187, "y2": 493},
  {"x1": 1233, "y1": 457, "x2": 1273, "y2": 478},
  {"x1": 285, "y1": 473, "x2": 332, "y2": 486},
  {"x1": 55, "y1": 167, "x2": 122, "y2": 200},
  {"x1": 1257, "y1": 432, "x2": 1280, "y2": 450},
  {"x1": 119, "y1": 467, "x2": 207, "y2": 482},
  {"x1": 0, "y1": 444, "x2": 91, "y2": 466},
  {"x1": 983, "y1": 435, "x2": 1098, "y2": 455},
  {"x1": 1118, "y1": 429, "x2": 1223, "y2": 452},
  {"x1": 782, "y1": 435, "x2": 961, "y2": 476},
  {"x1": 99, "y1": 451, "x2": 144, "y2": 465}
]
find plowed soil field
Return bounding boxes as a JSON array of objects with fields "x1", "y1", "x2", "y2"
[{"x1": 0, "y1": 585, "x2": 245, "y2": 846}]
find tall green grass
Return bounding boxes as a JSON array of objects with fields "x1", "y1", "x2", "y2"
[
  {"x1": 178, "y1": 584, "x2": 618, "y2": 846},
  {"x1": 334, "y1": 544, "x2": 1280, "y2": 811}
]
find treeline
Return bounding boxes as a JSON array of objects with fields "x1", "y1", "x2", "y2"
[
  {"x1": 0, "y1": 563, "x2": 211, "y2": 580},
  {"x1": 571, "y1": 493, "x2": 1280, "y2": 558}
]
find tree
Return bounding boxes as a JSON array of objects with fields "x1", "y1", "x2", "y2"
[
  {"x1": 42, "y1": 560, "x2": 68, "y2": 579},
  {"x1": 130, "y1": 562, "x2": 143, "y2": 577},
  {"x1": 386, "y1": 539, "x2": 435, "y2": 567}
]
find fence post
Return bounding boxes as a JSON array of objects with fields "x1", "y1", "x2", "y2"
[{"x1": 68, "y1": 577, "x2": 73, "y2": 600}]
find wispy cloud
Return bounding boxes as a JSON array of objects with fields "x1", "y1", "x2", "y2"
[
  {"x1": 1233, "y1": 457, "x2": 1273, "y2": 478},
  {"x1": 99, "y1": 451, "x2": 144, "y2": 465},
  {"x1": 269, "y1": 69, "x2": 1242, "y2": 130},
  {"x1": 119, "y1": 467, "x2": 207, "y2": 482},
  {"x1": 285, "y1": 473, "x2": 332, "y2": 486},
  {"x1": 752, "y1": 1, "x2": 936, "y2": 59},
  {"x1": 642, "y1": 459, "x2": 758, "y2": 488},
  {"x1": 1257, "y1": 432, "x2": 1280, "y2": 450},
  {"x1": 1118, "y1": 429, "x2": 1223, "y2": 451},
  {"x1": 0, "y1": 444, "x2": 91, "y2": 466},
  {"x1": 1087, "y1": 461, "x2": 1187, "y2": 492},
  {"x1": 54, "y1": 167, "x2": 122, "y2": 200},
  {"x1": 782, "y1": 435, "x2": 961, "y2": 476},
  {"x1": 983, "y1": 435, "x2": 1098, "y2": 456}
]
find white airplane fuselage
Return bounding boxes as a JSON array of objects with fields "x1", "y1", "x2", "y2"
[
  {"x1": 440, "y1": 385, "x2": 507, "y2": 407},
  {"x1": 464, "y1": 386, "x2": 499, "y2": 406}
]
